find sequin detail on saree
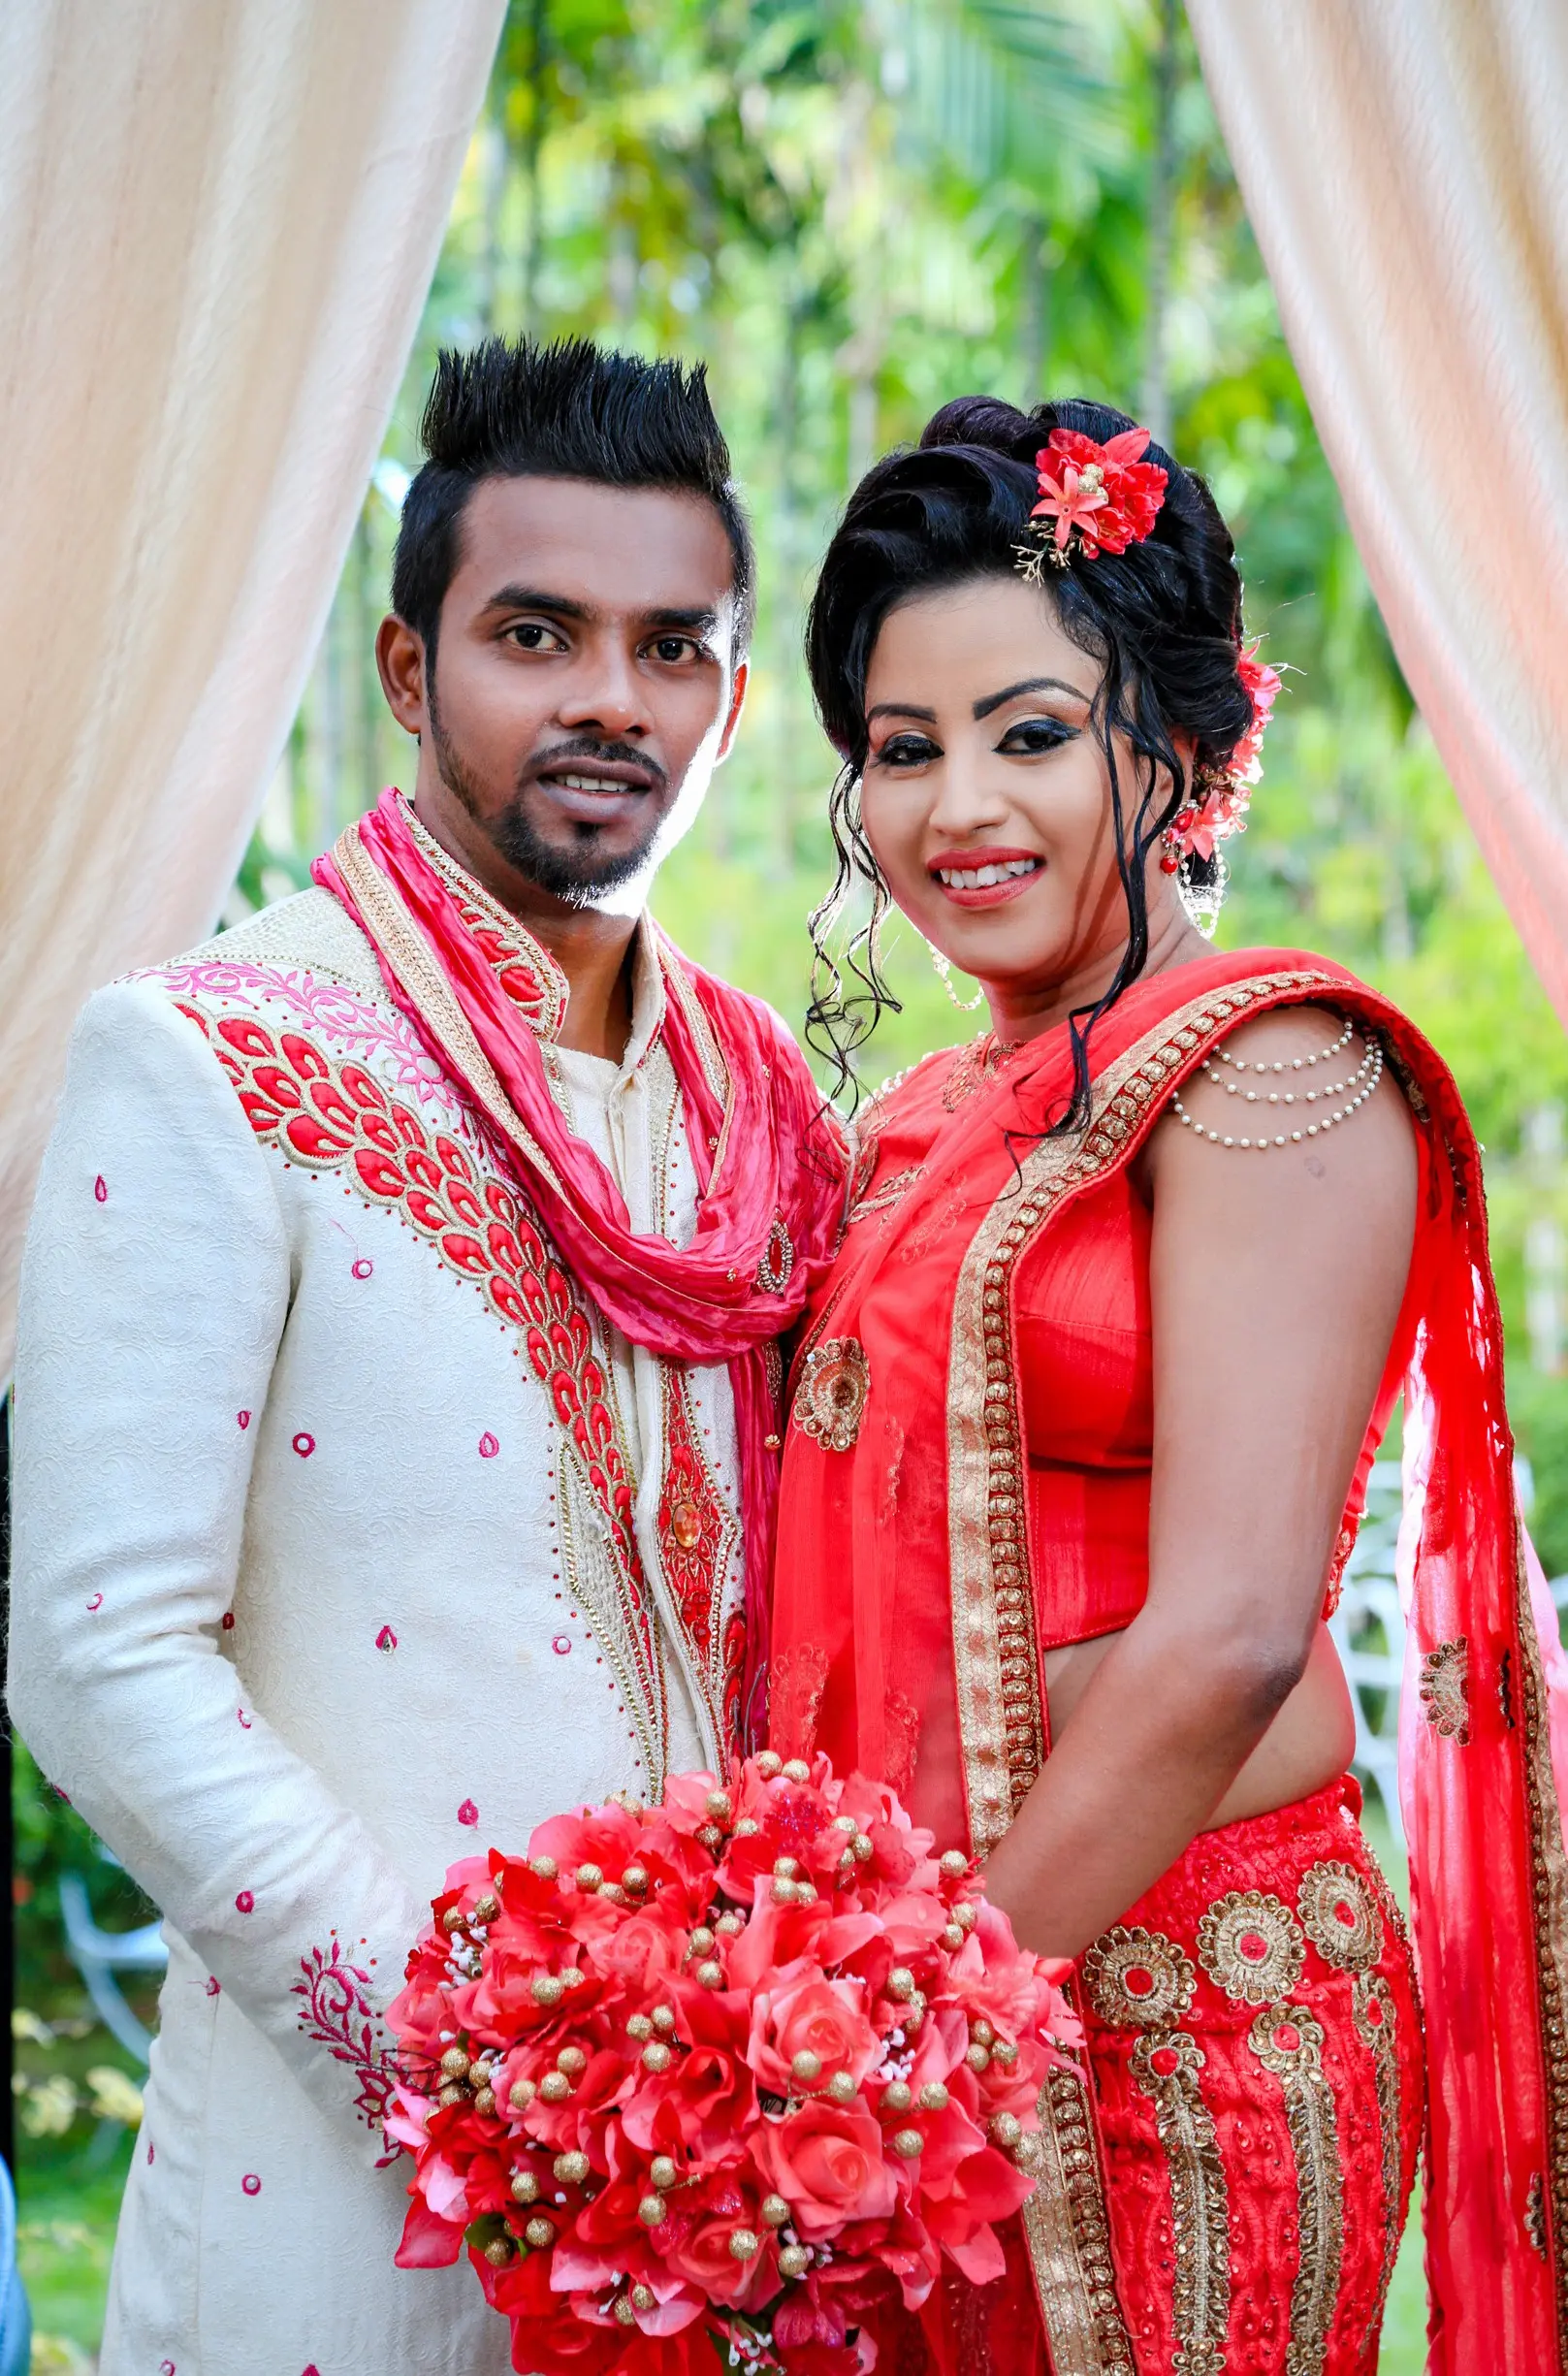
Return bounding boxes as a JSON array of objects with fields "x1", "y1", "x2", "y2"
[
  {"x1": 1079, "y1": 1782, "x2": 1422, "y2": 2376},
  {"x1": 792, "y1": 1337, "x2": 871, "y2": 1451}
]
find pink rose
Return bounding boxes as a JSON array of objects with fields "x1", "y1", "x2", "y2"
[
  {"x1": 748, "y1": 1975, "x2": 879, "y2": 2095},
  {"x1": 750, "y1": 2099, "x2": 897, "y2": 2238},
  {"x1": 656, "y1": 2185, "x2": 777, "y2": 2310}
]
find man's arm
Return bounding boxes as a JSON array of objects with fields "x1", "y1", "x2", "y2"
[{"x1": 9, "y1": 979, "x2": 428, "y2": 2158}]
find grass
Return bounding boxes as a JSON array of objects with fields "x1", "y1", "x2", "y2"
[{"x1": 16, "y1": 2154, "x2": 130, "y2": 2367}]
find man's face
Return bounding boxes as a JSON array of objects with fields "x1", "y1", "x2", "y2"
[{"x1": 377, "y1": 475, "x2": 747, "y2": 914}]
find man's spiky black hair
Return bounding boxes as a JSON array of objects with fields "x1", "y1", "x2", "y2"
[{"x1": 391, "y1": 336, "x2": 754, "y2": 659}]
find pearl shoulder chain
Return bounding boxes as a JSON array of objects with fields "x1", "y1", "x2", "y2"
[{"x1": 1170, "y1": 1019, "x2": 1385, "y2": 1150}]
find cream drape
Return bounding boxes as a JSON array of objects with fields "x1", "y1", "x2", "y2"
[
  {"x1": 0, "y1": 0, "x2": 505, "y2": 1380},
  {"x1": 1187, "y1": 1, "x2": 1568, "y2": 1019}
]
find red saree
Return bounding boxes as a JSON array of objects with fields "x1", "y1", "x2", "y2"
[{"x1": 770, "y1": 947, "x2": 1568, "y2": 2374}]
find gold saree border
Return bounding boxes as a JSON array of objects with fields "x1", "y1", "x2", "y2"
[
  {"x1": 1515, "y1": 1525, "x2": 1568, "y2": 2346},
  {"x1": 947, "y1": 969, "x2": 1338, "y2": 2374}
]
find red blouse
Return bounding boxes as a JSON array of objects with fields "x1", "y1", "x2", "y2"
[{"x1": 1014, "y1": 1162, "x2": 1416, "y2": 1652}]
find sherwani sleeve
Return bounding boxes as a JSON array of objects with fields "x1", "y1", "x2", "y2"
[{"x1": 8, "y1": 980, "x2": 429, "y2": 2159}]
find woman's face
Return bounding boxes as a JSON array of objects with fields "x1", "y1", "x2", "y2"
[{"x1": 858, "y1": 573, "x2": 1188, "y2": 1007}]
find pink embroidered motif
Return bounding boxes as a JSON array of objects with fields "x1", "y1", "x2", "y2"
[
  {"x1": 242, "y1": 2173, "x2": 261, "y2": 2196},
  {"x1": 160, "y1": 2360, "x2": 175, "y2": 2374},
  {"x1": 237, "y1": 1709, "x2": 251, "y2": 1730},
  {"x1": 458, "y1": 1799, "x2": 479, "y2": 1827},
  {"x1": 86, "y1": 1593, "x2": 103, "y2": 1612},
  {"x1": 376, "y1": 1625, "x2": 398, "y2": 1653},
  {"x1": 352, "y1": 1258, "x2": 373, "y2": 1279},
  {"x1": 147, "y1": 2140, "x2": 155, "y2": 2164},
  {"x1": 292, "y1": 1431, "x2": 315, "y2": 1458},
  {"x1": 206, "y1": 1976, "x2": 221, "y2": 1997},
  {"x1": 94, "y1": 1175, "x2": 107, "y2": 1203},
  {"x1": 222, "y1": 1611, "x2": 236, "y2": 1631},
  {"x1": 237, "y1": 1411, "x2": 251, "y2": 1429},
  {"x1": 553, "y1": 1634, "x2": 572, "y2": 1655},
  {"x1": 236, "y1": 1890, "x2": 255, "y2": 1913},
  {"x1": 292, "y1": 1938, "x2": 398, "y2": 2157},
  {"x1": 148, "y1": 959, "x2": 453, "y2": 1104},
  {"x1": 479, "y1": 1430, "x2": 499, "y2": 1458}
]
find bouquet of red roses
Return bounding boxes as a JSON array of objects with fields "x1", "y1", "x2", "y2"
[{"x1": 387, "y1": 1750, "x2": 1077, "y2": 2376}]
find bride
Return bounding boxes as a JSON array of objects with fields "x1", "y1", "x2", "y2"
[{"x1": 769, "y1": 397, "x2": 1568, "y2": 2373}]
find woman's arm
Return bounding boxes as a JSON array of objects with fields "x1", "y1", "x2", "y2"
[{"x1": 981, "y1": 1004, "x2": 1417, "y2": 1959}]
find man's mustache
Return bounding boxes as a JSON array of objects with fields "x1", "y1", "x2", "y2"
[{"x1": 523, "y1": 738, "x2": 668, "y2": 797}]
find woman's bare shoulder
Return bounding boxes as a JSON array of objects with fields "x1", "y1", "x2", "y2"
[{"x1": 1145, "y1": 1000, "x2": 1416, "y2": 1230}]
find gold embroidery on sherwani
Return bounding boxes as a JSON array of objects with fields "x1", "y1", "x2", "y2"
[
  {"x1": 944, "y1": 970, "x2": 1339, "y2": 2376},
  {"x1": 1246, "y1": 2005, "x2": 1345, "y2": 2376}
]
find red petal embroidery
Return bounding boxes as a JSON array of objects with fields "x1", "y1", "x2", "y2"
[
  {"x1": 351, "y1": 1258, "x2": 373, "y2": 1279},
  {"x1": 206, "y1": 1976, "x2": 221, "y2": 1997},
  {"x1": 292, "y1": 1432, "x2": 315, "y2": 1458},
  {"x1": 192, "y1": 1004, "x2": 657, "y2": 1693},
  {"x1": 94, "y1": 1176, "x2": 108, "y2": 1203},
  {"x1": 237, "y1": 1709, "x2": 251, "y2": 1730},
  {"x1": 478, "y1": 1431, "x2": 499, "y2": 1459},
  {"x1": 86, "y1": 1593, "x2": 103, "y2": 1612},
  {"x1": 458, "y1": 1800, "x2": 479, "y2": 1827},
  {"x1": 553, "y1": 1634, "x2": 572, "y2": 1655},
  {"x1": 376, "y1": 1625, "x2": 398, "y2": 1653},
  {"x1": 236, "y1": 1890, "x2": 255, "y2": 1913},
  {"x1": 222, "y1": 1612, "x2": 236, "y2": 1631},
  {"x1": 241, "y1": 2173, "x2": 261, "y2": 2196},
  {"x1": 237, "y1": 1411, "x2": 251, "y2": 1429}
]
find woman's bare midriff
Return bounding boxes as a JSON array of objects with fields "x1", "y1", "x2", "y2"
[{"x1": 1043, "y1": 1622, "x2": 1357, "y2": 1831}]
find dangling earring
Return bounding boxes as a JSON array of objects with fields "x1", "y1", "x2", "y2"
[{"x1": 927, "y1": 939, "x2": 985, "y2": 1012}]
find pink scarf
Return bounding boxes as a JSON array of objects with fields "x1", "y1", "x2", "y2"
[{"x1": 313, "y1": 788, "x2": 847, "y2": 1737}]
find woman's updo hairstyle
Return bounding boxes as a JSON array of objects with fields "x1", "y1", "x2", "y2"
[{"x1": 805, "y1": 394, "x2": 1258, "y2": 1124}]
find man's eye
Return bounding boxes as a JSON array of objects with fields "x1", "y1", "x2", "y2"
[
  {"x1": 1000, "y1": 718, "x2": 1074, "y2": 755},
  {"x1": 507, "y1": 623, "x2": 566, "y2": 652},
  {"x1": 651, "y1": 635, "x2": 701, "y2": 664}
]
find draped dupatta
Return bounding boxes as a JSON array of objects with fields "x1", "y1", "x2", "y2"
[
  {"x1": 771, "y1": 946, "x2": 1568, "y2": 2373},
  {"x1": 313, "y1": 790, "x2": 848, "y2": 1740}
]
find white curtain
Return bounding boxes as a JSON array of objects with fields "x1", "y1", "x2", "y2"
[
  {"x1": 0, "y1": 0, "x2": 505, "y2": 1380},
  {"x1": 1187, "y1": 0, "x2": 1568, "y2": 1018}
]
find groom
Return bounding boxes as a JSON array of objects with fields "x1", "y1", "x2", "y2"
[{"x1": 9, "y1": 338, "x2": 840, "y2": 2376}]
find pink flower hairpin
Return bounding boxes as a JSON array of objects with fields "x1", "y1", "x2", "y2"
[{"x1": 1014, "y1": 425, "x2": 1168, "y2": 581}]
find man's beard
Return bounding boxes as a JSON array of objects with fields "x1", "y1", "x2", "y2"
[{"x1": 427, "y1": 690, "x2": 668, "y2": 907}]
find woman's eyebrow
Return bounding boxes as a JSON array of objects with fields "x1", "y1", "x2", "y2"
[
  {"x1": 865, "y1": 700, "x2": 938, "y2": 726},
  {"x1": 972, "y1": 675, "x2": 1084, "y2": 719}
]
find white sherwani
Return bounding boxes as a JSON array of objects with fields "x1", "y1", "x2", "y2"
[{"x1": 9, "y1": 853, "x2": 751, "y2": 2376}]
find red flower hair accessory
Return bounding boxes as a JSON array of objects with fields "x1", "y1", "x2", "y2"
[
  {"x1": 1014, "y1": 425, "x2": 1168, "y2": 582},
  {"x1": 1160, "y1": 643, "x2": 1284, "y2": 935}
]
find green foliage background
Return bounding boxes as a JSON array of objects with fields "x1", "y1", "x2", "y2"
[{"x1": 21, "y1": 2, "x2": 1568, "y2": 2362}]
